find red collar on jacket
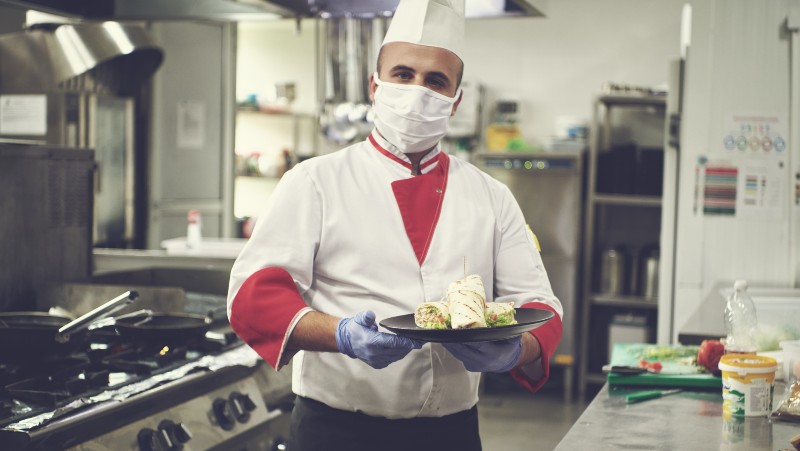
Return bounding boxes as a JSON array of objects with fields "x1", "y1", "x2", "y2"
[{"x1": 368, "y1": 131, "x2": 441, "y2": 174}]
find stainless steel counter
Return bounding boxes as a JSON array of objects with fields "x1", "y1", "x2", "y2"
[
  {"x1": 93, "y1": 248, "x2": 236, "y2": 275},
  {"x1": 555, "y1": 384, "x2": 799, "y2": 450},
  {"x1": 91, "y1": 249, "x2": 236, "y2": 313}
]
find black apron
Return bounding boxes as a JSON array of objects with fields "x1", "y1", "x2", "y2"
[{"x1": 289, "y1": 396, "x2": 482, "y2": 451}]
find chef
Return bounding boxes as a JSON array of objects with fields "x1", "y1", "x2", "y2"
[{"x1": 227, "y1": 0, "x2": 563, "y2": 449}]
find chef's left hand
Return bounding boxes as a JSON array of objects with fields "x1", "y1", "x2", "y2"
[{"x1": 442, "y1": 336, "x2": 522, "y2": 373}]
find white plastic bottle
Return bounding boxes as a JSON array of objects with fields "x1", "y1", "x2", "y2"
[
  {"x1": 186, "y1": 209, "x2": 202, "y2": 251},
  {"x1": 723, "y1": 280, "x2": 758, "y2": 354}
]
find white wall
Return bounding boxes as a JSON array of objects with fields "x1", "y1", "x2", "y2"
[
  {"x1": 462, "y1": 0, "x2": 685, "y2": 147},
  {"x1": 236, "y1": 0, "x2": 686, "y2": 151},
  {"x1": 672, "y1": 0, "x2": 799, "y2": 340}
]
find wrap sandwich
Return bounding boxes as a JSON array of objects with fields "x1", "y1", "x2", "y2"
[
  {"x1": 447, "y1": 274, "x2": 487, "y2": 329},
  {"x1": 414, "y1": 301, "x2": 451, "y2": 329},
  {"x1": 484, "y1": 302, "x2": 517, "y2": 327}
]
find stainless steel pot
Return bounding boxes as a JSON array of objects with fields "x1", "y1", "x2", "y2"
[
  {"x1": 642, "y1": 249, "x2": 659, "y2": 301},
  {"x1": 0, "y1": 290, "x2": 138, "y2": 362}
]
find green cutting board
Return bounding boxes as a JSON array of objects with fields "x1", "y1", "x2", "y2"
[{"x1": 607, "y1": 343, "x2": 722, "y2": 389}]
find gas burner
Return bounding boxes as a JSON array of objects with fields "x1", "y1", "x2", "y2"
[
  {"x1": 102, "y1": 345, "x2": 189, "y2": 376},
  {"x1": 0, "y1": 331, "x2": 247, "y2": 431},
  {"x1": 0, "y1": 356, "x2": 91, "y2": 387},
  {"x1": 5, "y1": 361, "x2": 111, "y2": 408}
]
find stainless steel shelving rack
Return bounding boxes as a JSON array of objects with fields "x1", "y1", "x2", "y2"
[{"x1": 577, "y1": 94, "x2": 667, "y2": 399}]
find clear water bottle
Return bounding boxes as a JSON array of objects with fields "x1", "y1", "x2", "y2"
[{"x1": 723, "y1": 280, "x2": 758, "y2": 354}]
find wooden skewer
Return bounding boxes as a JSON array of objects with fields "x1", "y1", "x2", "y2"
[{"x1": 463, "y1": 256, "x2": 466, "y2": 278}]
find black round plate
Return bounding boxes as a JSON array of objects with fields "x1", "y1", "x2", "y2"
[{"x1": 379, "y1": 308, "x2": 554, "y2": 343}]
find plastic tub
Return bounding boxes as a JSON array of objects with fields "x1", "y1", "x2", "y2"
[
  {"x1": 780, "y1": 340, "x2": 800, "y2": 383},
  {"x1": 718, "y1": 354, "x2": 778, "y2": 417}
]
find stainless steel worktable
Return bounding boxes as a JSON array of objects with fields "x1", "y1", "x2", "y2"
[{"x1": 555, "y1": 384, "x2": 799, "y2": 450}]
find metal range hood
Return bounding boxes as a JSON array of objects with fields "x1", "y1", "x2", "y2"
[
  {"x1": 0, "y1": 0, "x2": 310, "y2": 21},
  {"x1": 312, "y1": 0, "x2": 548, "y2": 18},
  {"x1": 0, "y1": 0, "x2": 545, "y2": 21},
  {"x1": 0, "y1": 21, "x2": 163, "y2": 95}
]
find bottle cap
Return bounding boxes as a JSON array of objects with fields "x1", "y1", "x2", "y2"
[
  {"x1": 188, "y1": 209, "x2": 201, "y2": 224},
  {"x1": 734, "y1": 280, "x2": 748, "y2": 291}
]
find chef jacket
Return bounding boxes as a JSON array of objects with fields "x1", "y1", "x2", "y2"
[{"x1": 227, "y1": 131, "x2": 563, "y2": 419}]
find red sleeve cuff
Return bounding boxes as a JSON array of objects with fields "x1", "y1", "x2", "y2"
[
  {"x1": 509, "y1": 302, "x2": 563, "y2": 393},
  {"x1": 229, "y1": 267, "x2": 308, "y2": 369}
]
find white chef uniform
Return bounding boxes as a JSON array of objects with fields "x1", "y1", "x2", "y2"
[{"x1": 227, "y1": 130, "x2": 563, "y2": 419}]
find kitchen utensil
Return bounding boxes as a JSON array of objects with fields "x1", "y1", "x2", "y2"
[
  {"x1": 602, "y1": 364, "x2": 692, "y2": 375},
  {"x1": 379, "y1": 308, "x2": 554, "y2": 343},
  {"x1": 625, "y1": 389, "x2": 681, "y2": 404},
  {"x1": 113, "y1": 312, "x2": 213, "y2": 345},
  {"x1": 347, "y1": 103, "x2": 369, "y2": 123},
  {"x1": 599, "y1": 247, "x2": 626, "y2": 295},
  {"x1": 56, "y1": 291, "x2": 140, "y2": 340},
  {"x1": 0, "y1": 290, "x2": 139, "y2": 362},
  {"x1": 603, "y1": 364, "x2": 649, "y2": 375},
  {"x1": 642, "y1": 247, "x2": 659, "y2": 300}
]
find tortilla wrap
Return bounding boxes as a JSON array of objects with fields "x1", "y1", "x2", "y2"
[
  {"x1": 414, "y1": 301, "x2": 451, "y2": 329},
  {"x1": 484, "y1": 302, "x2": 517, "y2": 327},
  {"x1": 447, "y1": 274, "x2": 487, "y2": 329}
]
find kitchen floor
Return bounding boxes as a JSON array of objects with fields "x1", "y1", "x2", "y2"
[{"x1": 477, "y1": 372, "x2": 592, "y2": 451}]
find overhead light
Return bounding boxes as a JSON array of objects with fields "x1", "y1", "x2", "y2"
[{"x1": 465, "y1": 0, "x2": 505, "y2": 18}]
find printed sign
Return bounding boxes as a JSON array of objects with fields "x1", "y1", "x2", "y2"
[{"x1": 0, "y1": 95, "x2": 47, "y2": 136}]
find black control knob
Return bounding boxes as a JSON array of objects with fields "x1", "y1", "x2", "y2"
[
  {"x1": 138, "y1": 427, "x2": 172, "y2": 451},
  {"x1": 229, "y1": 391, "x2": 256, "y2": 423},
  {"x1": 159, "y1": 419, "x2": 192, "y2": 448},
  {"x1": 212, "y1": 397, "x2": 236, "y2": 431}
]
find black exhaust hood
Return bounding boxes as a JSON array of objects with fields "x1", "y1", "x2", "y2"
[
  {"x1": 0, "y1": 0, "x2": 544, "y2": 21},
  {"x1": 0, "y1": 0, "x2": 310, "y2": 21}
]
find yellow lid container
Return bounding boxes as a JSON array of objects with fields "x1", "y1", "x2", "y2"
[{"x1": 718, "y1": 354, "x2": 778, "y2": 417}]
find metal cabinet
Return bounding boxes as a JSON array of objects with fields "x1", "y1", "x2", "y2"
[
  {"x1": 476, "y1": 151, "x2": 582, "y2": 399},
  {"x1": 577, "y1": 94, "x2": 668, "y2": 399},
  {"x1": 147, "y1": 21, "x2": 237, "y2": 248}
]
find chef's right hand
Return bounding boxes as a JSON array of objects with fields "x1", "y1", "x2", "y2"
[{"x1": 336, "y1": 310, "x2": 422, "y2": 369}]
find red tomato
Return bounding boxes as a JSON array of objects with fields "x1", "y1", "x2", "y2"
[
  {"x1": 697, "y1": 339, "x2": 725, "y2": 376},
  {"x1": 638, "y1": 358, "x2": 663, "y2": 373}
]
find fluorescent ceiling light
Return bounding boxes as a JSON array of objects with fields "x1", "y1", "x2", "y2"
[{"x1": 466, "y1": 0, "x2": 506, "y2": 18}]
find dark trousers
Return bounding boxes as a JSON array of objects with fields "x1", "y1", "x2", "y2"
[{"x1": 289, "y1": 396, "x2": 482, "y2": 451}]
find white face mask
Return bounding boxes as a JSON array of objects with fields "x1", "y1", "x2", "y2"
[{"x1": 372, "y1": 73, "x2": 460, "y2": 153}]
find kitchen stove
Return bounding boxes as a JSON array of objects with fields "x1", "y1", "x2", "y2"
[{"x1": 0, "y1": 327, "x2": 292, "y2": 450}]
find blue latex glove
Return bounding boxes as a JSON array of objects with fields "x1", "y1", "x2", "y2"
[
  {"x1": 442, "y1": 336, "x2": 522, "y2": 373},
  {"x1": 336, "y1": 310, "x2": 423, "y2": 369}
]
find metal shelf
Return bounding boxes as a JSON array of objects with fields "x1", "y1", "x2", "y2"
[
  {"x1": 235, "y1": 108, "x2": 315, "y2": 119},
  {"x1": 578, "y1": 90, "x2": 667, "y2": 402},
  {"x1": 593, "y1": 193, "x2": 662, "y2": 207},
  {"x1": 590, "y1": 294, "x2": 659, "y2": 309},
  {"x1": 597, "y1": 94, "x2": 667, "y2": 108}
]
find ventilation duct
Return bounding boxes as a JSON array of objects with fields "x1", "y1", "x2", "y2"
[
  {"x1": 0, "y1": 0, "x2": 544, "y2": 21},
  {"x1": 0, "y1": 22, "x2": 163, "y2": 96}
]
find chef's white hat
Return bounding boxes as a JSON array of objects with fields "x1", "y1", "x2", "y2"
[{"x1": 381, "y1": 0, "x2": 466, "y2": 60}]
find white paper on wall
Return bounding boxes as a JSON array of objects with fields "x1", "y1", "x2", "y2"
[
  {"x1": 177, "y1": 100, "x2": 205, "y2": 150},
  {"x1": 735, "y1": 159, "x2": 787, "y2": 220},
  {"x1": 696, "y1": 158, "x2": 737, "y2": 217},
  {"x1": 0, "y1": 94, "x2": 47, "y2": 136}
]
